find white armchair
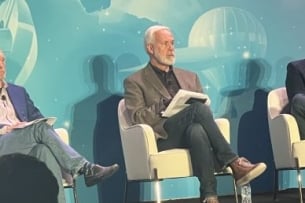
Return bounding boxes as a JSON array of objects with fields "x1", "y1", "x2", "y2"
[
  {"x1": 117, "y1": 99, "x2": 238, "y2": 202},
  {"x1": 267, "y1": 87, "x2": 305, "y2": 203}
]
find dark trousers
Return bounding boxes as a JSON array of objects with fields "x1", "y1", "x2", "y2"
[
  {"x1": 290, "y1": 93, "x2": 305, "y2": 140},
  {"x1": 157, "y1": 102, "x2": 237, "y2": 198}
]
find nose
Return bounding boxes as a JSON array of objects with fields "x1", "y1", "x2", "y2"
[
  {"x1": 168, "y1": 44, "x2": 174, "y2": 51},
  {"x1": 0, "y1": 64, "x2": 5, "y2": 72}
]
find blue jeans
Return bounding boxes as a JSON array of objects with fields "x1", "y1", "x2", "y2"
[
  {"x1": 290, "y1": 93, "x2": 305, "y2": 140},
  {"x1": 0, "y1": 122, "x2": 87, "y2": 203},
  {"x1": 157, "y1": 102, "x2": 237, "y2": 198}
]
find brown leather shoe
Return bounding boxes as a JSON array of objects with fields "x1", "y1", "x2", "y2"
[
  {"x1": 230, "y1": 157, "x2": 266, "y2": 186},
  {"x1": 202, "y1": 196, "x2": 219, "y2": 203},
  {"x1": 83, "y1": 163, "x2": 119, "y2": 187}
]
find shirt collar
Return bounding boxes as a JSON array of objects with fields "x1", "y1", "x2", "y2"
[
  {"x1": 0, "y1": 80, "x2": 7, "y2": 88},
  {"x1": 150, "y1": 63, "x2": 173, "y2": 74}
]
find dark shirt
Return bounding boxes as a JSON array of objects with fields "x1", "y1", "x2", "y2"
[{"x1": 150, "y1": 64, "x2": 180, "y2": 97}]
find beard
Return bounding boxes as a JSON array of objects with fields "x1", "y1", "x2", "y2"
[{"x1": 154, "y1": 51, "x2": 175, "y2": 66}]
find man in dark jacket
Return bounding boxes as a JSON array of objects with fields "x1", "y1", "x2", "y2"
[{"x1": 286, "y1": 59, "x2": 305, "y2": 139}]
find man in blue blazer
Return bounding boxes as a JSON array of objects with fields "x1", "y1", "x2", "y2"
[
  {"x1": 124, "y1": 25, "x2": 267, "y2": 203},
  {"x1": 0, "y1": 50, "x2": 119, "y2": 203},
  {"x1": 286, "y1": 59, "x2": 305, "y2": 140}
]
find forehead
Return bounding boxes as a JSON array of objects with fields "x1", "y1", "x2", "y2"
[{"x1": 154, "y1": 29, "x2": 174, "y2": 41}]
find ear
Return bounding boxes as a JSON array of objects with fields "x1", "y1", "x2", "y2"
[{"x1": 147, "y1": 44, "x2": 154, "y2": 54}]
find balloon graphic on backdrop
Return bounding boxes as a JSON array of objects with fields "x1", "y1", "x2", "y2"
[
  {"x1": 188, "y1": 7, "x2": 267, "y2": 89},
  {"x1": 0, "y1": 0, "x2": 37, "y2": 85}
]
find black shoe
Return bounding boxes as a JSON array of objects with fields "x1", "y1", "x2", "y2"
[{"x1": 83, "y1": 163, "x2": 119, "y2": 187}]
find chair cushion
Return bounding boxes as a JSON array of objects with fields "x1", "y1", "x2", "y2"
[{"x1": 149, "y1": 149, "x2": 193, "y2": 179}]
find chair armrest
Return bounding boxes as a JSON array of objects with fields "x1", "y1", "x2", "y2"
[
  {"x1": 271, "y1": 114, "x2": 300, "y2": 143},
  {"x1": 120, "y1": 123, "x2": 159, "y2": 179},
  {"x1": 55, "y1": 128, "x2": 69, "y2": 145},
  {"x1": 293, "y1": 140, "x2": 305, "y2": 167},
  {"x1": 215, "y1": 118, "x2": 230, "y2": 143},
  {"x1": 270, "y1": 114, "x2": 301, "y2": 168}
]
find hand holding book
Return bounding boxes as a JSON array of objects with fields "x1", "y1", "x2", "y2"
[{"x1": 161, "y1": 89, "x2": 210, "y2": 117}]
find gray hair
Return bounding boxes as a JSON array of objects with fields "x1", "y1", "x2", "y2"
[{"x1": 144, "y1": 25, "x2": 171, "y2": 52}]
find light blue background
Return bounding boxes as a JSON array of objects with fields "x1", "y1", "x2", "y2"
[{"x1": 1, "y1": 0, "x2": 305, "y2": 202}]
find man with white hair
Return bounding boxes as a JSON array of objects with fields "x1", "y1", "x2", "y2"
[{"x1": 123, "y1": 25, "x2": 266, "y2": 203}]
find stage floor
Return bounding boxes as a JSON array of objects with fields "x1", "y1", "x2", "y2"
[{"x1": 133, "y1": 188, "x2": 304, "y2": 203}]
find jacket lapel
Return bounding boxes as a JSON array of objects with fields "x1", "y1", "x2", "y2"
[
  {"x1": 144, "y1": 64, "x2": 171, "y2": 98},
  {"x1": 173, "y1": 68, "x2": 189, "y2": 89},
  {"x1": 7, "y1": 84, "x2": 27, "y2": 121}
]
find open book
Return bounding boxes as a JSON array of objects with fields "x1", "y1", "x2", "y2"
[
  {"x1": 161, "y1": 89, "x2": 209, "y2": 117},
  {"x1": 0, "y1": 117, "x2": 57, "y2": 129}
]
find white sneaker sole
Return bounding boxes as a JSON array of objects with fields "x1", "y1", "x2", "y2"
[{"x1": 236, "y1": 162, "x2": 267, "y2": 186}]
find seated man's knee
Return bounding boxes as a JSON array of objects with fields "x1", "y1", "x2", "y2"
[
  {"x1": 291, "y1": 93, "x2": 305, "y2": 112},
  {"x1": 186, "y1": 123, "x2": 206, "y2": 140},
  {"x1": 29, "y1": 144, "x2": 51, "y2": 155},
  {"x1": 192, "y1": 102, "x2": 212, "y2": 115},
  {"x1": 186, "y1": 123, "x2": 203, "y2": 133}
]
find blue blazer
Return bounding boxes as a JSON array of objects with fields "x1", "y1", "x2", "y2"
[{"x1": 5, "y1": 83, "x2": 43, "y2": 122}]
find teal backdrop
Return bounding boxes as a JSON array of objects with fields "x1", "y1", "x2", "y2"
[{"x1": 1, "y1": 0, "x2": 305, "y2": 202}]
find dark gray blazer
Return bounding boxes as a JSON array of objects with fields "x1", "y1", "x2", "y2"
[
  {"x1": 124, "y1": 63, "x2": 203, "y2": 140},
  {"x1": 285, "y1": 59, "x2": 305, "y2": 112}
]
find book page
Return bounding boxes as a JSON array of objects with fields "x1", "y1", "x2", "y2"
[
  {"x1": 161, "y1": 89, "x2": 209, "y2": 117},
  {"x1": 7, "y1": 117, "x2": 57, "y2": 129}
]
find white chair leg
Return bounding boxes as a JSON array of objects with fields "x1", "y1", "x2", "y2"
[
  {"x1": 153, "y1": 168, "x2": 162, "y2": 203},
  {"x1": 154, "y1": 180, "x2": 161, "y2": 203},
  {"x1": 295, "y1": 158, "x2": 303, "y2": 203}
]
